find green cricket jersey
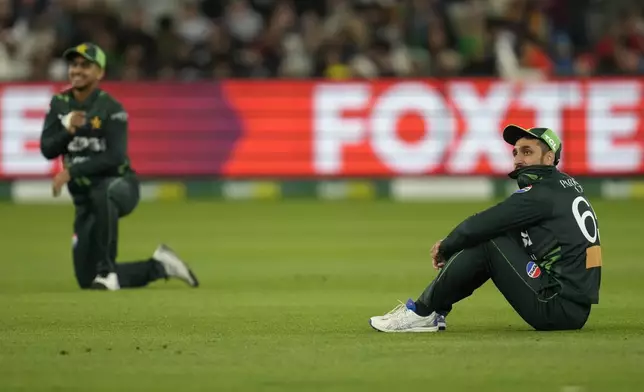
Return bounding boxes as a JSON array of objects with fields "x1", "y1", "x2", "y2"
[
  {"x1": 439, "y1": 165, "x2": 602, "y2": 306},
  {"x1": 39, "y1": 88, "x2": 134, "y2": 196}
]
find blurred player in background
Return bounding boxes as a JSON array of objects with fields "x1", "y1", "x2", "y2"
[
  {"x1": 369, "y1": 125, "x2": 602, "y2": 332},
  {"x1": 39, "y1": 43, "x2": 199, "y2": 291}
]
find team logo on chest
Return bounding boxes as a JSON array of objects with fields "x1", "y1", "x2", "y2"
[
  {"x1": 526, "y1": 261, "x2": 541, "y2": 278},
  {"x1": 90, "y1": 116, "x2": 101, "y2": 130}
]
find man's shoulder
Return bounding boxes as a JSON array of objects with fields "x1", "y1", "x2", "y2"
[
  {"x1": 97, "y1": 90, "x2": 128, "y2": 120},
  {"x1": 504, "y1": 182, "x2": 555, "y2": 211},
  {"x1": 511, "y1": 182, "x2": 551, "y2": 197},
  {"x1": 545, "y1": 171, "x2": 586, "y2": 194},
  {"x1": 97, "y1": 90, "x2": 124, "y2": 110},
  {"x1": 50, "y1": 89, "x2": 72, "y2": 105}
]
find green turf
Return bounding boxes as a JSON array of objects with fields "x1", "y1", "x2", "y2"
[{"x1": 0, "y1": 200, "x2": 643, "y2": 392}]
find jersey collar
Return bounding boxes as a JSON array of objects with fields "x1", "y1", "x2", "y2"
[
  {"x1": 508, "y1": 165, "x2": 557, "y2": 188},
  {"x1": 67, "y1": 87, "x2": 102, "y2": 108}
]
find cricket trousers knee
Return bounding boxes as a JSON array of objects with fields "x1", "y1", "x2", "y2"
[
  {"x1": 417, "y1": 234, "x2": 591, "y2": 331},
  {"x1": 72, "y1": 176, "x2": 140, "y2": 287}
]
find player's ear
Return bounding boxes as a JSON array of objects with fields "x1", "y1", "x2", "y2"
[
  {"x1": 544, "y1": 150, "x2": 555, "y2": 165},
  {"x1": 96, "y1": 66, "x2": 105, "y2": 81}
]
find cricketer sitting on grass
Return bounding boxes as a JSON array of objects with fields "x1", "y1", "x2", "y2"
[
  {"x1": 369, "y1": 125, "x2": 602, "y2": 332},
  {"x1": 39, "y1": 42, "x2": 199, "y2": 291}
]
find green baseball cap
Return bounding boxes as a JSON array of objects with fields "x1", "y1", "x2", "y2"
[
  {"x1": 63, "y1": 43, "x2": 106, "y2": 69},
  {"x1": 503, "y1": 124, "x2": 562, "y2": 164}
]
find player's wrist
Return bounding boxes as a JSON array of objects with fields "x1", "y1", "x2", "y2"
[
  {"x1": 437, "y1": 239, "x2": 450, "y2": 257},
  {"x1": 61, "y1": 113, "x2": 73, "y2": 131}
]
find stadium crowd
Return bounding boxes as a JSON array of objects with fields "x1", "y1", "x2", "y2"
[{"x1": 0, "y1": 0, "x2": 643, "y2": 81}]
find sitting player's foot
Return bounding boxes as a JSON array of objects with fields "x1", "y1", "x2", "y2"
[
  {"x1": 153, "y1": 244, "x2": 199, "y2": 287},
  {"x1": 369, "y1": 299, "x2": 446, "y2": 333},
  {"x1": 90, "y1": 272, "x2": 120, "y2": 291}
]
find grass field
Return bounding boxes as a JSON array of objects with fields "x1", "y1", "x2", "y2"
[{"x1": 0, "y1": 199, "x2": 643, "y2": 392}]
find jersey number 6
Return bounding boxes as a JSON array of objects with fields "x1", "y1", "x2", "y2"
[{"x1": 572, "y1": 196, "x2": 600, "y2": 245}]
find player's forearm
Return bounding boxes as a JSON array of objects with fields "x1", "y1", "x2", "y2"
[
  {"x1": 40, "y1": 127, "x2": 72, "y2": 159},
  {"x1": 40, "y1": 99, "x2": 72, "y2": 159},
  {"x1": 439, "y1": 217, "x2": 483, "y2": 259},
  {"x1": 439, "y1": 197, "x2": 550, "y2": 258},
  {"x1": 440, "y1": 216, "x2": 514, "y2": 257},
  {"x1": 68, "y1": 150, "x2": 125, "y2": 178}
]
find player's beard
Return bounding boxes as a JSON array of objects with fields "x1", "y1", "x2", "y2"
[
  {"x1": 70, "y1": 74, "x2": 97, "y2": 92},
  {"x1": 72, "y1": 82, "x2": 93, "y2": 92}
]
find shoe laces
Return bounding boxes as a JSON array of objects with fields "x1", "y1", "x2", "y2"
[{"x1": 383, "y1": 300, "x2": 409, "y2": 318}]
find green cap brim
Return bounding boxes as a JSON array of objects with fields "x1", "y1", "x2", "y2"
[
  {"x1": 503, "y1": 124, "x2": 538, "y2": 146},
  {"x1": 63, "y1": 49, "x2": 103, "y2": 68}
]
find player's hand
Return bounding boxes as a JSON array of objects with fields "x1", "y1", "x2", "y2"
[
  {"x1": 62, "y1": 111, "x2": 86, "y2": 134},
  {"x1": 69, "y1": 111, "x2": 86, "y2": 128},
  {"x1": 52, "y1": 169, "x2": 71, "y2": 197},
  {"x1": 431, "y1": 240, "x2": 445, "y2": 270}
]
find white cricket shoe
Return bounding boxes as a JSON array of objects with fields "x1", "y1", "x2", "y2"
[
  {"x1": 369, "y1": 299, "x2": 446, "y2": 333},
  {"x1": 153, "y1": 244, "x2": 199, "y2": 287},
  {"x1": 90, "y1": 272, "x2": 120, "y2": 291}
]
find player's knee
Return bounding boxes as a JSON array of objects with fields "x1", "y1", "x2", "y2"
[
  {"x1": 97, "y1": 181, "x2": 137, "y2": 217},
  {"x1": 89, "y1": 188, "x2": 126, "y2": 219}
]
